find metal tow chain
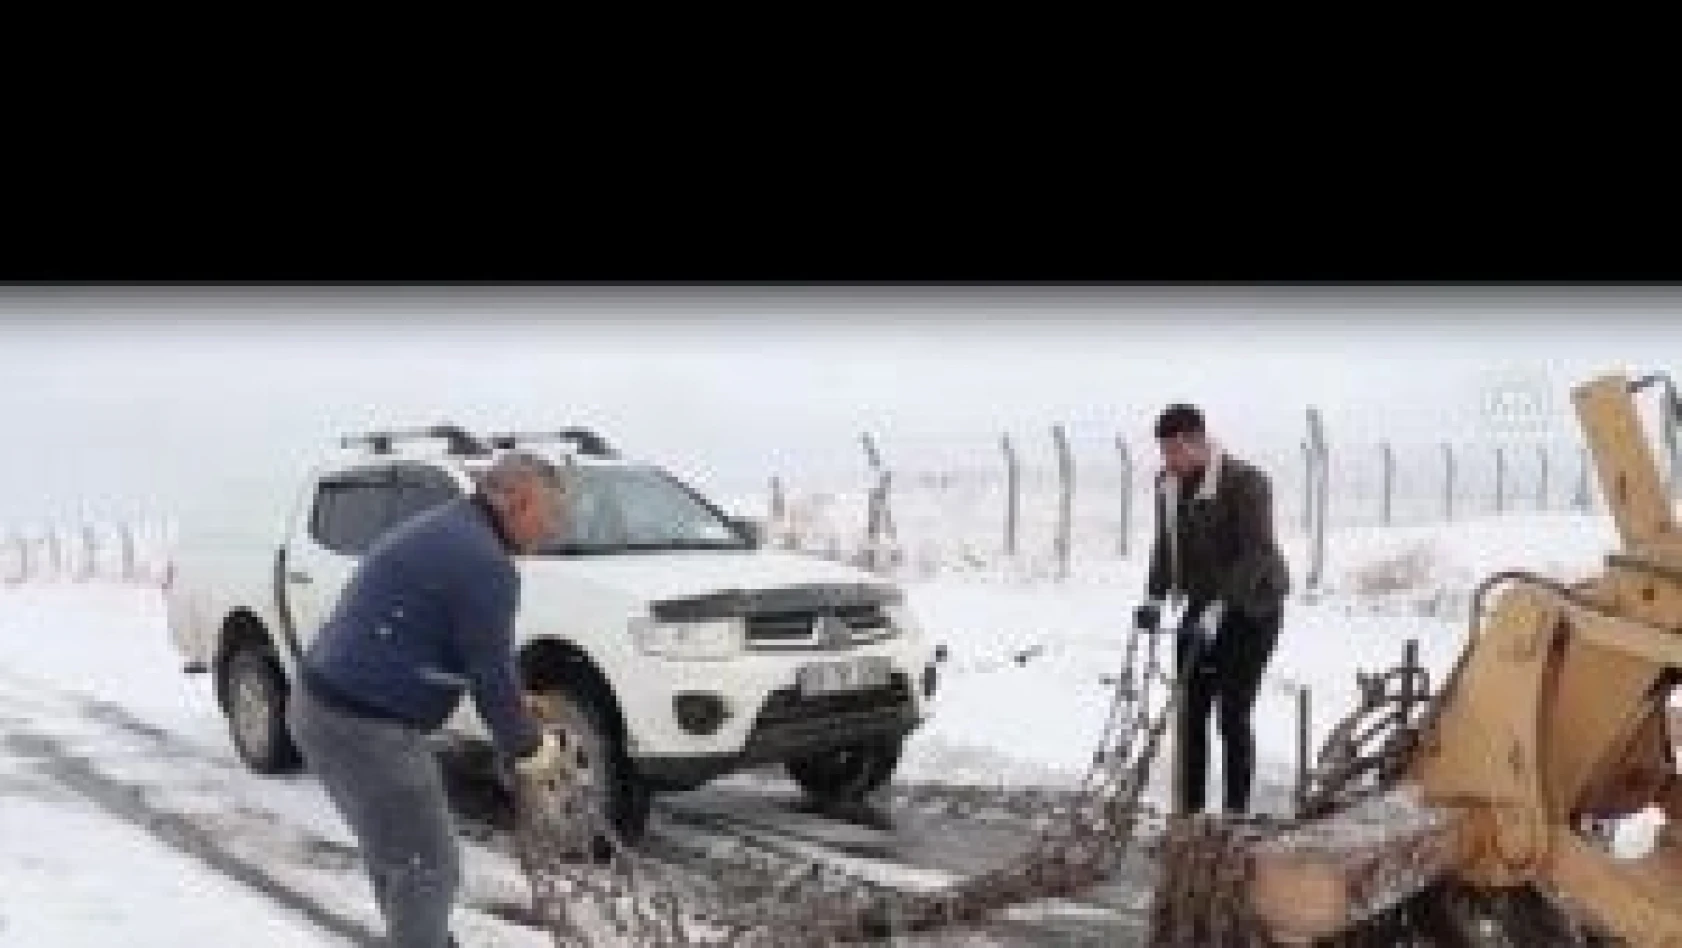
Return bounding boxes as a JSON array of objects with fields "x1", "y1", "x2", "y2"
[{"x1": 504, "y1": 617, "x2": 1196, "y2": 945}]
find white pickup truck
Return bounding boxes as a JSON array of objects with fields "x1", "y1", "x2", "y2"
[{"x1": 165, "y1": 426, "x2": 940, "y2": 841}]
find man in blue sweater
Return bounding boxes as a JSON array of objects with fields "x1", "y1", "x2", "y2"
[{"x1": 287, "y1": 451, "x2": 573, "y2": 948}]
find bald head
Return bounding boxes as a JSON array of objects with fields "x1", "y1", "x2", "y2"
[{"x1": 475, "y1": 451, "x2": 570, "y2": 552}]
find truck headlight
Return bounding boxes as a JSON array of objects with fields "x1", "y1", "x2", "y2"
[{"x1": 630, "y1": 616, "x2": 745, "y2": 660}]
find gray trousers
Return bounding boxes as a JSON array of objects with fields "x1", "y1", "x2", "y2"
[{"x1": 287, "y1": 682, "x2": 460, "y2": 948}]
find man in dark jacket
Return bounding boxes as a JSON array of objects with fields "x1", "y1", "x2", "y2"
[
  {"x1": 287, "y1": 451, "x2": 574, "y2": 948},
  {"x1": 1134, "y1": 404, "x2": 1290, "y2": 817}
]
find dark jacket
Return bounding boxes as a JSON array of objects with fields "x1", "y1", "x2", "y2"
[
  {"x1": 301, "y1": 495, "x2": 544, "y2": 760},
  {"x1": 1146, "y1": 453, "x2": 1290, "y2": 621}
]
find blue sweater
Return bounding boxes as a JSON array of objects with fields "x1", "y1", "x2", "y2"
[{"x1": 301, "y1": 495, "x2": 544, "y2": 759}]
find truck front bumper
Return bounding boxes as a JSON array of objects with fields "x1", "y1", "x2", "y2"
[{"x1": 632, "y1": 670, "x2": 922, "y2": 790}]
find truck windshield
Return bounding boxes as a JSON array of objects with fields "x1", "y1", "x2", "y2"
[{"x1": 533, "y1": 464, "x2": 751, "y2": 555}]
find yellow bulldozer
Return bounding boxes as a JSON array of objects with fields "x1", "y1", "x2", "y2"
[{"x1": 1154, "y1": 370, "x2": 1682, "y2": 947}]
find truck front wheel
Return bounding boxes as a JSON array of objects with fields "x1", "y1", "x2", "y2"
[
  {"x1": 220, "y1": 642, "x2": 304, "y2": 774},
  {"x1": 525, "y1": 688, "x2": 651, "y2": 858}
]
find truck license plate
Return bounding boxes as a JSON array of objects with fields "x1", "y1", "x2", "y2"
[{"x1": 797, "y1": 656, "x2": 892, "y2": 696}]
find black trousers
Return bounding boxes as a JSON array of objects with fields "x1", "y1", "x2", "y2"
[{"x1": 1173, "y1": 607, "x2": 1282, "y2": 815}]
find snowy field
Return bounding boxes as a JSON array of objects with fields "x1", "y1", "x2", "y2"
[
  {"x1": 0, "y1": 508, "x2": 1650, "y2": 943},
  {"x1": 893, "y1": 510, "x2": 1620, "y2": 794}
]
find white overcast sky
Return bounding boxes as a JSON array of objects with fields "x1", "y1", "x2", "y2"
[{"x1": 1, "y1": 286, "x2": 1678, "y2": 526}]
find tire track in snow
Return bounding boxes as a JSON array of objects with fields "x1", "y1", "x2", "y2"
[
  {"x1": 0, "y1": 671, "x2": 552, "y2": 947},
  {"x1": 1, "y1": 667, "x2": 1159, "y2": 945},
  {"x1": 654, "y1": 799, "x2": 1148, "y2": 945},
  {"x1": 1, "y1": 729, "x2": 381, "y2": 947}
]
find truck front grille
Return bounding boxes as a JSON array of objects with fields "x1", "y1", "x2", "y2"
[{"x1": 744, "y1": 603, "x2": 893, "y2": 649}]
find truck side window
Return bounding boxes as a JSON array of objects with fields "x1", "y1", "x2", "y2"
[
  {"x1": 309, "y1": 470, "x2": 396, "y2": 557},
  {"x1": 554, "y1": 467, "x2": 622, "y2": 545},
  {"x1": 384, "y1": 464, "x2": 462, "y2": 535}
]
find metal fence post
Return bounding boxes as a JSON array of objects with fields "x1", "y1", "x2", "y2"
[
  {"x1": 860, "y1": 433, "x2": 895, "y2": 571},
  {"x1": 769, "y1": 476, "x2": 789, "y2": 548},
  {"x1": 1300, "y1": 439, "x2": 1314, "y2": 534},
  {"x1": 1536, "y1": 445, "x2": 1549, "y2": 510},
  {"x1": 78, "y1": 522, "x2": 97, "y2": 582},
  {"x1": 1001, "y1": 434, "x2": 1020, "y2": 557},
  {"x1": 1116, "y1": 435, "x2": 1132, "y2": 557},
  {"x1": 1443, "y1": 443, "x2": 1456, "y2": 521},
  {"x1": 118, "y1": 520, "x2": 136, "y2": 581},
  {"x1": 1295, "y1": 685, "x2": 1312, "y2": 819},
  {"x1": 1380, "y1": 441, "x2": 1395, "y2": 527},
  {"x1": 1052, "y1": 424, "x2": 1074, "y2": 580},
  {"x1": 1305, "y1": 407, "x2": 1327, "y2": 591},
  {"x1": 1495, "y1": 445, "x2": 1507, "y2": 514}
]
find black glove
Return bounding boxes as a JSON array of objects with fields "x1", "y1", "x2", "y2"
[
  {"x1": 1176, "y1": 604, "x2": 1224, "y2": 677},
  {"x1": 1133, "y1": 601, "x2": 1162, "y2": 632},
  {"x1": 1175, "y1": 629, "x2": 1219, "y2": 680}
]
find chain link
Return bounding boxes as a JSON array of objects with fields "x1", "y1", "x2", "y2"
[
  {"x1": 499, "y1": 619, "x2": 1571, "y2": 946},
  {"x1": 497, "y1": 617, "x2": 1194, "y2": 945}
]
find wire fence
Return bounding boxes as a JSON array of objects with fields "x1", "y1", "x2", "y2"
[
  {"x1": 0, "y1": 517, "x2": 176, "y2": 587},
  {"x1": 8, "y1": 387, "x2": 1678, "y2": 591},
  {"x1": 0, "y1": 436, "x2": 1650, "y2": 590},
  {"x1": 755, "y1": 411, "x2": 1681, "y2": 583}
]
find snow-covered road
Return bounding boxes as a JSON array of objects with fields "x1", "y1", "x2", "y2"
[{"x1": 0, "y1": 510, "x2": 1636, "y2": 944}]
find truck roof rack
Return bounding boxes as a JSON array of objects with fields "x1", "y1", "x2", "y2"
[
  {"x1": 340, "y1": 425, "x2": 490, "y2": 457},
  {"x1": 486, "y1": 428, "x2": 618, "y2": 458}
]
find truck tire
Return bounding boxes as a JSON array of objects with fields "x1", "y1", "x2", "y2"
[
  {"x1": 221, "y1": 642, "x2": 304, "y2": 774},
  {"x1": 526, "y1": 688, "x2": 651, "y2": 856},
  {"x1": 786, "y1": 735, "x2": 903, "y2": 803}
]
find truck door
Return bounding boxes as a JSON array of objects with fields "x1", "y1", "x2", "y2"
[
  {"x1": 280, "y1": 462, "x2": 466, "y2": 651},
  {"x1": 281, "y1": 465, "x2": 393, "y2": 648}
]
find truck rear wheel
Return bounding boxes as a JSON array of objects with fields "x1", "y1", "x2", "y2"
[
  {"x1": 786, "y1": 736, "x2": 903, "y2": 803},
  {"x1": 221, "y1": 642, "x2": 304, "y2": 774},
  {"x1": 526, "y1": 688, "x2": 651, "y2": 857}
]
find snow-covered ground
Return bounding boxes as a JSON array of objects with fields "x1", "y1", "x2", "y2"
[
  {"x1": 0, "y1": 792, "x2": 329, "y2": 946},
  {"x1": 0, "y1": 508, "x2": 1657, "y2": 942},
  {"x1": 0, "y1": 584, "x2": 552, "y2": 946},
  {"x1": 895, "y1": 511, "x2": 1620, "y2": 792}
]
